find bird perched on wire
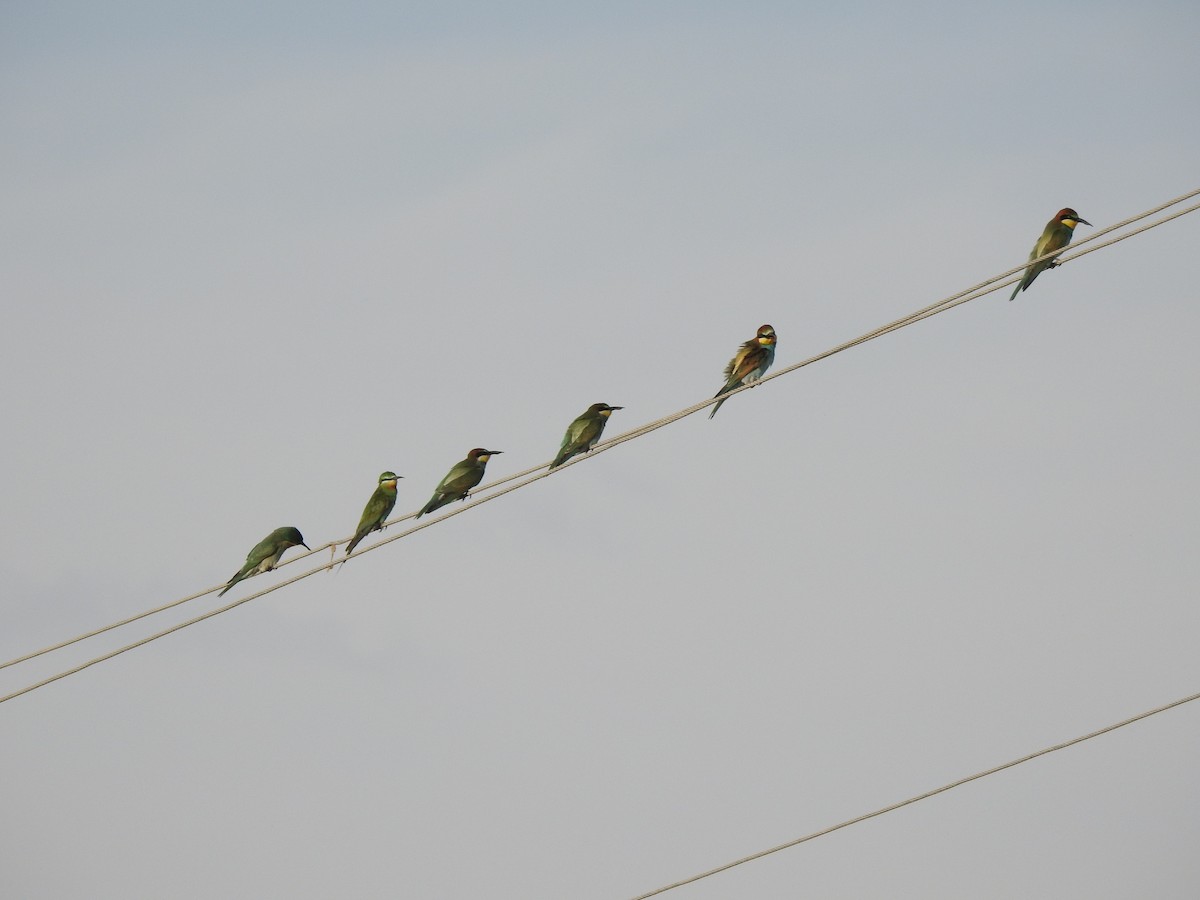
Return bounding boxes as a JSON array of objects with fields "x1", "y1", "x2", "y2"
[
  {"x1": 1009, "y1": 208, "x2": 1092, "y2": 301},
  {"x1": 345, "y1": 471, "x2": 402, "y2": 557},
  {"x1": 709, "y1": 324, "x2": 777, "y2": 419},
  {"x1": 417, "y1": 448, "x2": 502, "y2": 517},
  {"x1": 219, "y1": 526, "x2": 310, "y2": 597},
  {"x1": 549, "y1": 403, "x2": 623, "y2": 469}
]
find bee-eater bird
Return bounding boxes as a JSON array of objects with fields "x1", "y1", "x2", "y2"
[
  {"x1": 345, "y1": 471, "x2": 403, "y2": 556},
  {"x1": 549, "y1": 403, "x2": 624, "y2": 469},
  {"x1": 1009, "y1": 208, "x2": 1092, "y2": 301},
  {"x1": 709, "y1": 324, "x2": 777, "y2": 419},
  {"x1": 417, "y1": 449, "x2": 502, "y2": 517},
  {"x1": 219, "y1": 526, "x2": 310, "y2": 597}
]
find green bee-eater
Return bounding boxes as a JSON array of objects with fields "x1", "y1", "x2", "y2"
[
  {"x1": 219, "y1": 526, "x2": 310, "y2": 597},
  {"x1": 1009, "y1": 208, "x2": 1092, "y2": 301},
  {"x1": 417, "y1": 448, "x2": 502, "y2": 517},
  {"x1": 710, "y1": 324, "x2": 776, "y2": 419},
  {"x1": 549, "y1": 403, "x2": 623, "y2": 469},
  {"x1": 345, "y1": 471, "x2": 403, "y2": 556}
]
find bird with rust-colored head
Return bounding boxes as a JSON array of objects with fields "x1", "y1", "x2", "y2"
[
  {"x1": 417, "y1": 449, "x2": 502, "y2": 517},
  {"x1": 1009, "y1": 208, "x2": 1091, "y2": 301},
  {"x1": 550, "y1": 403, "x2": 624, "y2": 470},
  {"x1": 709, "y1": 324, "x2": 776, "y2": 419}
]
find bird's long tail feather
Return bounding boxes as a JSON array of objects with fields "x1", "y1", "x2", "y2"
[{"x1": 709, "y1": 383, "x2": 735, "y2": 419}]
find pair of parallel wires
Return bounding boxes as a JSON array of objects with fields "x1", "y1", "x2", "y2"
[{"x1": 4, "y1": 186, "x2": 1200, "y2": 898}]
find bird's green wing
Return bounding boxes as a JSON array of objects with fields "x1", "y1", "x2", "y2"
[
  {"x1": 552, "y1": 413, "x2": 592, "y2": 467},
  {"x1": 564, "y1": 413, "x2": 601, "y2": 454},
  {"x1": 1034, "y1": 221, "x2": 1071, "y2": 259},
  {"x1": 357, "y1": 487, "x2": 396, "y2": 534},
  {"x1": 560, "y1": 414, "x2": 586, "y2": 453},
  {"x1": 245, "y1": 533, "x2": 283, "y2": 571},
  {"x1": 221, "y1": 533, "x2": 278, "y2": 593},
  {"x1": 438, "y1": 460, "x2": 483, "y2": 498},
  {"x1": 577, "y1": 415, "x2": 604, "y2": 450},
  {"x1": 347, "y1": 487, "x2": 398, "y2": 553}
]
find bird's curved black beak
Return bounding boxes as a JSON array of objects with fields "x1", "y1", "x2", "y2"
[
  {"x1": 609, "y1": 406, "x2": 624, "y2": 410},
  {"x1": 1076, "y1": 217, "x2": 1092, "y2": 227},
  {"x1": 300, "y1": 542, "x2": 312, "y2": 551}
]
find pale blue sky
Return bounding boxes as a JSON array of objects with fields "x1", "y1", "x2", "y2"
[{"x1": 3, "y1": 3, "x2": 1199, "y2": 898}]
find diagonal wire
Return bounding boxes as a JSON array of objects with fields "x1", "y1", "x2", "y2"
[
  {"x1": 556, "y1": 193, "x2": 1200, "y2": 462},
  {"x1": 0, "y1": 466, "x2": 559, "y2": 705},
  {"x1": 1, "y1": 188, "x2": 1197, "y2": 686},
  {"x1": 628, "y1": 689, "x2": 1200, "y2": 899}
]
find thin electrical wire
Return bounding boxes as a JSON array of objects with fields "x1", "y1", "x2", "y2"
[
  {"x1": 0, "y1": 464, "x2": 554, "y2": 672},
  {"x1": 628, "y1": 689, "x2": 1200, "y2": 899},
  {"x1": 478, "y1": 188, "x2": 1200, "y2": 461},
  {"x1": 0, "y1": 463, "x2": 561, "y2": 705},
  {"x1": 2, "y1": 188, "x2": 1197, "y2": 687},
  {"x1": 0, "y1": 583, "x2": 233, "y2": 671},
  {"x1": 550, "y1": 201, "x2": 1200, "y2": 464}
]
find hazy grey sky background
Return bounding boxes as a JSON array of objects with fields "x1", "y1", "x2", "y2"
[{"x1": 3, "y1": 2, "x2": 1199, "y2": 897}]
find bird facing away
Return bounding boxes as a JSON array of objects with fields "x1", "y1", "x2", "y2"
[
  {"x1": 710, "y1": 324, "x2": 777, "y2": 419},
  {"x1": 550, "y1": 403, "x2": 624, "y2": 469},
  {"x1": 1009, "y1": 208, "x2": 1092, "y2": 301},
  {"x1": 417, "y1": 448, "x2": 502, "y2": 517},
  {"x1": 345, "y1": 471, "x2": 403, "y2": 556},
  {"x1": 219, "y1": 526, "x2": 310, "y2": 597}
]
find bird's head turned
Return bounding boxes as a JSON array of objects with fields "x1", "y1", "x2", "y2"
[
  {"x1": 469, "y1": 448, "x2": 502, "y2": 462},
  {"x1": 756, "y1": 324, "x2": 777, "y2": 345},
  {"x1": 1056, "y1": 208, "x2": 1091, "y2": 229},
  {"x1": 281, "y1": 526, "x2": 311, "y2": 551},
  {"x1": 590, "y1": 402, "x2": 624, "y2": 417},
  {"x1": 378, "y1": 471, "x2": 402, "y2": 485}
]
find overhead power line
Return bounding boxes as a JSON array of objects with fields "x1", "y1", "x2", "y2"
[
  {"x1": 1, "y1": 187, "x2": 1197, "y2": 702},
  {"x1": 5, "y1": 188, "x2": 1194, "y2": 675},
  {"x1": 627, "y1": 689, "x2": 1200, "y2": 899},
  {"x1": 0, "y1": 465, "x2": 561, "y2": 704}
]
